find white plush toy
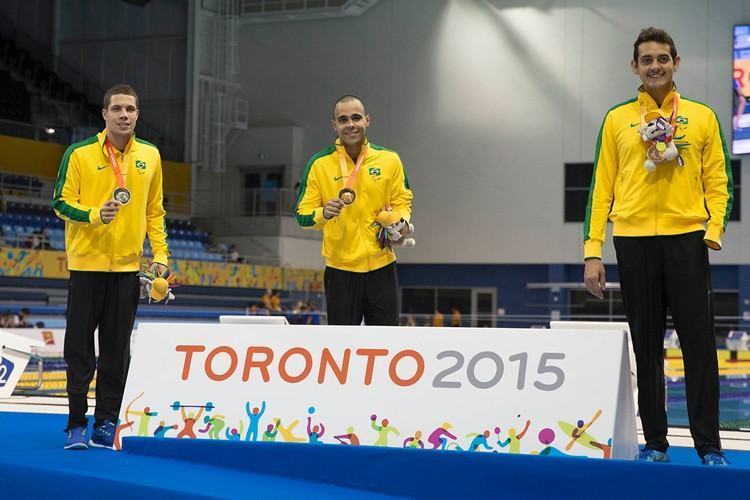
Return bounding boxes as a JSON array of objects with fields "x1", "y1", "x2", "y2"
[
  {"x1": 639, "y1": 111, "x2": 681, "y2": 172},
  {"x1": 376, "y1": 209, "x2": 415, "y2": 249}
]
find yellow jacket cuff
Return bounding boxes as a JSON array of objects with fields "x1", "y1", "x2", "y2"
[
  {"x1": 704, "y1": 224, "x2": 723, "y2": 250},
  {"x1": 583, "y1": 239, "x2": 603, "y2": 260}
]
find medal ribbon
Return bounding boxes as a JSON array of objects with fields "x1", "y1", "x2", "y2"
[
  {"x1": 639, "y1": 91, "x2": 680, "y2": 143},
  {"x1": 105, "y1": 140, "x2": 127, "y2": 191},
  {"x1": 338, "y1": 143, "x2": 369, "y2": 191}
]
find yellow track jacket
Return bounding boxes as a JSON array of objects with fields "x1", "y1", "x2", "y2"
[
  {"x1": 584, "y1": 87, "x2": 733, "y2": 259},
  {"x1": 52, "y1": 130, "x2": 169, "y2": 271},
  {"x1": 296, "y1": 139, "x2": 413, "y2": 272}
]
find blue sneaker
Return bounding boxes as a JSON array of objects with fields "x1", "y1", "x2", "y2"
[
  {"x1": 636, "y1": 448, "x2": 670, "y2": 462},
  {"x1": 89, "y1": 421, "x2": 116, "y2": 449},
  {"x1": 64, "y1": 426, "x2": 88, "y2": 450},
  {"x1": 702, "y1": 452, "x2": 730, "y2": 466}
]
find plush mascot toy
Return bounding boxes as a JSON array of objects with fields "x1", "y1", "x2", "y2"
[
  {"x1": 639, "y1": 111, "x2": 682, "y2": 172},
  {"x1": 138, "y1": 266, "x2": 178, "y2": 304},
  {"x1": 375, "y1": 208, "x2": 415, "y2": 249}
]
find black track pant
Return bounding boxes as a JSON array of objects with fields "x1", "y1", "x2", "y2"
[
  {"x1": 64, "y1": 271, "x2": 140, "y2": 430},
  {"x1": 324, "y1": 263, "x2": 399, "y2": 326},
  {"x1": 614, "y1": 231, "x2": 721, "y2": 457}
]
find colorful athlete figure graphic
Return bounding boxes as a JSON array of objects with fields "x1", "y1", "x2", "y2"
[
  {"x1": 198, "y1": 414, "x2": 227, "y2": 440},
  {"x1": 129, "y1": 406, "x2": 159, "y2": 437},
  {"x1": 532, "y1": 428, "x2": 569, "y2": 457},
  {"x1": 452, "y1": 430, "x2": 492, "y2": 451},
  {"x1": 370, "y1": 414, "x2": 400, "y2": 446},
  {"x1": 506, "y1": 419, "x2": 531, "y2": 454},
  {"x1": 275, "y1": 418, "x2": 307, "y2": 443},
  {"x1": 559, "y1": 409, "x2": 603, "y2": 452},
  {"x1": 113, "y1": 392, "x2": 142, "y2": 450},
  {"x1": 306, "y1": 416, "x2": 326, "y2": 443},
  {"x1": 225, "y1": 420, "x2": 245, "y2": 441},
  {"x1": 590, "y1": 437, "x2": 613, "y2": 459},
  {"x1": 244, "y1": 400, "x2": 266, "y2": 441},
  {"x1": 403, "y1": 430, "x2": 425, "y2": 449},
  {"x1": 262, "y1": 420, "x2": 280, "y2": 442},
  {"x1": 428, "y1": 423, "x2": 457, "y2": 450},
  {"x1": 334, "y1": 426, "x2": 360, "y2": 445},
  {"x1": 153, "y1": 420, "x2": 179, "y2": 438},
  {"x1": 177, "y1": 405, "x2": 205, "y2": 439}
]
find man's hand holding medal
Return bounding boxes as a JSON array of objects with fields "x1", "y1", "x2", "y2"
[{"x1": 100, "y1": 199, "x2": 121, "y2": 224}]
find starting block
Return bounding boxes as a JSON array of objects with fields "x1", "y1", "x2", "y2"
[{"x1": 0, "y1": 330, "x2": 45, "y2": 398}]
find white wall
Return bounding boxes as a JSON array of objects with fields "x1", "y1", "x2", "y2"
[{"x1": 234, "y1": 0, "x2": 750, "y2": 265}]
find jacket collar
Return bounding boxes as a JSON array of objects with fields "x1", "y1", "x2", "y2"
[
  {"x1": 637, "y1": 83, "x2": 678, "y2": 114},
  {"x1": 334, "y1": 137, "x2": 370, "y2": 156},
  {"x1": 97, "y1": 129, "x2": 136, "y2": 156}
]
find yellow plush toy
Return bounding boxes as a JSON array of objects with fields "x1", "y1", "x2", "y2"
[
  {"x1": 138, "y1": 266, "x2": 178, "y2": 304},
  {"x1": 375, "y1": 208, "x2": 415, "y2": 249}
]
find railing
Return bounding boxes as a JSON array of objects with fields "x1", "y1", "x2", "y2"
[
  {"x1": 192, "y1": 188, "x2": 299, "y2": 218},
  {"x1": 0, "y1": 170, "x2": 190, "y2": 216},
  {"x1": 0, "y1": 118, "x2": 72, "y2": 145}
]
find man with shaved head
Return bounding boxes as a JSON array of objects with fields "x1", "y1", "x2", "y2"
[{"x1": 295, "y1": 95, "x2": 413, "y2": 325}]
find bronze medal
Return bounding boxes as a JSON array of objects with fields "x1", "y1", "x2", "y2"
[
  {"x1": 339, "y1": 188, "x2": 356, "y2": 205},
  {"x1": 647, "y1": 145, "x2": 665, "y2": 163}
]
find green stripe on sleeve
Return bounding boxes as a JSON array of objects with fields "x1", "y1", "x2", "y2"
[
  {"x1": 296, "y1": 213, "x2": 316, "y2": 227},
  {"x1": 714, "y1": 112, "x2": 734, "y2": 228},
  {"x1": 295, "y1": 146, "x2": 335, "y2": 216},
  {"x1": 682, "y1": 98, "x2": 735, "y2": 228},
  {"x1": 53, "y1": 136, "x2": 97, "y2": 200},
  {"x1": 52, "y1": 199, "x2": 90, "y2": 222},
  {"x1": 583, "y1": 98, "x2": 636, "y2": 241}
]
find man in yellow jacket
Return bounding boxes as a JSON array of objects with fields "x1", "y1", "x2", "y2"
[
  {"x1": 295, "y1": 95, "x2": 413, "y2": 325},
  {"x1": 53, "y1": 84, "x2": 169, "y2": 450},
  {"x1": 583, "y1": 29, "x2": 732, "y2": 466}
]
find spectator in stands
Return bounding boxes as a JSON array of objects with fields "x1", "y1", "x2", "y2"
[
  {"x1": 451, "y1": 307, "x2": 462, "y2": 327},
  {"x1": 261, "y1": 288, "x2": 273, "y2": 310},
  {"x1": 17, "y1": 307, "x2": 31, "y2": 327},
  {"x1": 270, "y1": 290, "x2": 283, "y2": 312},
  {"x1": 432, "y1": 309, "x2": 444, "y2": 328},
  {"x1": 246, "y1": 303, "x2": 258, "y2": 315},
  {"x1": 228, "y1": 244, "x2": 243, "y2": 263},
  {"x1": 306, "y1": 301, "x2": 321, "y2": 325},
  {"x1": 28, "y1": 227, "x2": 50, "y2": 250},
  {"x1": 295, "y1": 95, "x2": 413, "y2": 326},
  {"x1": 1, "y1": 310, "x2": 18, "y2": 327},
  {"x1": 290, "y1": 301, "x2": 307, "y2": 324},
  {"x1": 52, "y1": 84, "x2": 170, "y2": 451}
]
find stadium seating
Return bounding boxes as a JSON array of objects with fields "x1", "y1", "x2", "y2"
[{"x1": 0, "y1": 172, "x2": 219, "y2": 261}]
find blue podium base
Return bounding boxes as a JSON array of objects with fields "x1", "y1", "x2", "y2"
[{"x1": 0, "y1": 411, "x2": 748, "y2": 499}]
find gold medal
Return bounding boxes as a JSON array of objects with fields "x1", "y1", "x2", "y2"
[
  {"x1": 647, "y1": 145, "x2": 665, "y2": 162},
  {"x1": 339, "y1": 188, "x2": 356, "y2": 205},
  {"x1": 656, "y1": 142, "x2": 667, "y2": 152}
]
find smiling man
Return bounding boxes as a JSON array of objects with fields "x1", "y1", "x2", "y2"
[
  {"x1": 583, "y1": 28, "x2": 733, "y2": 465},
  {"x1": 53, "y1": 84, "x2": 169, "y2": 450},
  {"x1": 295, "y1": 95, "x2": 413, "y2": 325}
]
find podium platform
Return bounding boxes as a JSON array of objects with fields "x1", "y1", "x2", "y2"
[{"x1": 0, "y1": 411, "x2": 747, "y2": 499}]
